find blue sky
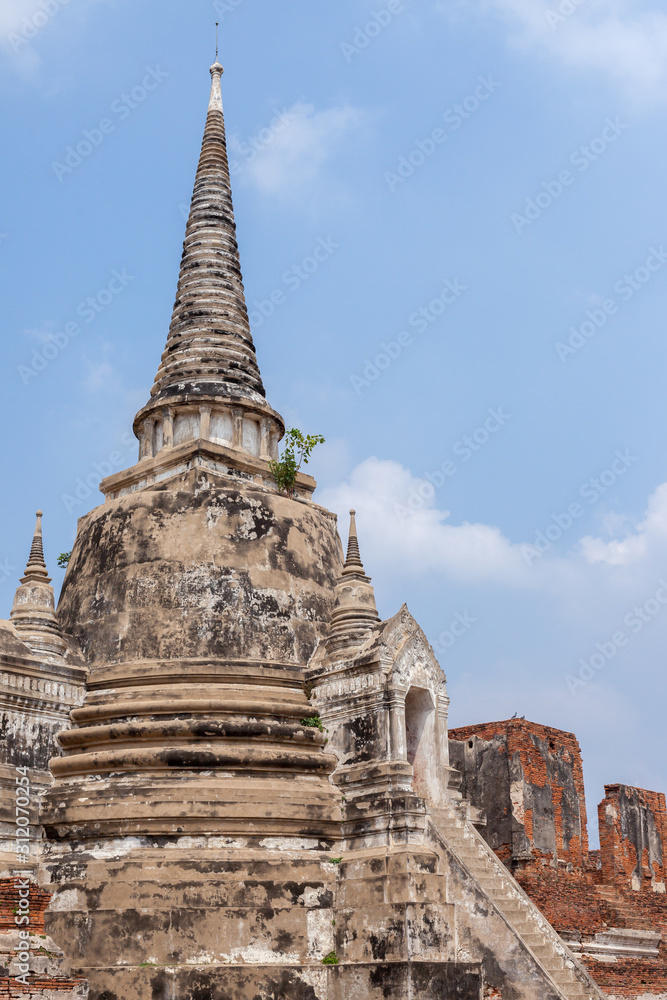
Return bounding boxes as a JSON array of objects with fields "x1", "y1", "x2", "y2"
[{"x1": 2, "y1": 0, "x2": 667, "y2": 844}]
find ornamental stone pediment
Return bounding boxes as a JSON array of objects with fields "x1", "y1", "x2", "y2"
[{"x1": 376, "y1": 605, "x2": 447, "y2": 699}]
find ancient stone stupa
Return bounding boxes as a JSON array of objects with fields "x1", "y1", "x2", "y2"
[{"x1": 0, "y1": 57, "x2": 612, "y2": 1000}]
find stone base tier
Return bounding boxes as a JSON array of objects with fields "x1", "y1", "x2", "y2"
[
  {"x1": 72, "y1": 962, "x2": 483, "y2": 1000},
  {"x1": 40, "y1": 843, "x2": 483, "y2": 1000},
  {"x1": 41, "y1": 656, "x2": 340, "y2": 842}
]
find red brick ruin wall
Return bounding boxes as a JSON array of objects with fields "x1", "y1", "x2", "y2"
[
  {"x1": 0, "y1": 878, "x2": 50, "y2": 934},
  {"x1": 599, "y1": 784, "x2": 667, "y2": 892},
  {"x1": 0, "y1": 878, "x2": 85, "y2": 997},
  {"x1": 450, "y1": 719, "x2": 667, "y2": 997},
  {"x1": 449, "y1": 718, "x2": 589, "y2": 866}
]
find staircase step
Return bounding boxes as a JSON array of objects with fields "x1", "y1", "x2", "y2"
[
  {"x1": 530, "y1": 944, "x2": 555, "y2": 960},
  {"x1": 520, "y1": 931, "x2": 545, "y2": 940},
  {"x1": 434, "y1": 800, "x2": 602, "y2": 1000}
]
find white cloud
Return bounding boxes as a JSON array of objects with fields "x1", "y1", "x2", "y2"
[
  {"x1": 320, "y1": 455, "x2": 667, "y2": 800},
  {"x1": 229, "y1": 101, "x2": 364, "y2": 200},
  {"x1": 0, "y1": 0, "x2": 60, "y2": 64},
  {"x1": 320, "y1": 456, "x2": 667, "y2": 594},
  {"x1": 80, "y1": 341, "x2": 121, "y2": 393},
  {"x1": 319, "y1": 457, "x2": 530, "y2": 584},
  {"x1": 23, "y1": 322, "x2": 56, "y2": 344},
  {"x1": 0, "y1": 0, "x2": 44, "y2": 36},
  {"x1": 437, "y1": 0, "x2": 667, "y2": 99},
  {"x1": 82, "y1": 360, "x2": 115, "y2": 393},
  {"x1": 0, "y1": 0, "x2": 100, "y2": 70},
  {"x1": 580, "y1": 481, "x2": 667, "y2": 565}
]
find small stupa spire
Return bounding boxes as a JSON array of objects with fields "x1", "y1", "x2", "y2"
[
  {"x1": 22, "y1": 510, "x2": 50, "y2": 583},
  {"x1": 328, "y1": 510, "x2": 379, "y2": 658},
  {"x1": 343, "y1": 509, "x2": 364, "y2": 572},
  {"x1": 11, "y1": 510, "x2": 66, "y2": 660}
]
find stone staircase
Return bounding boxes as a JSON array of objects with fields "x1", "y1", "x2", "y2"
[{"x1": 431, "y1": 793, "x2": 606, "y2": 1000}]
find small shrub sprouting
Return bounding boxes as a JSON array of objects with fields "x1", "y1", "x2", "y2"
[
  {"x1": 269, "y1": 428, "x2": 325, "y2": 499},
  {"x1": 300, "y1": 714, "x2": 324, "y2": 732}
]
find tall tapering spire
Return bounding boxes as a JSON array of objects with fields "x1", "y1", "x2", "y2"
[
  {"x1": 130, "y1": 60, "x2": 284, "y2": 481},
  {"x1": 328, "y1": 510, "x2": 379, "y2": 658},
  {"x1": 150, "y1": 61, "x2": 264, "y2": 404},
  {"x1": 11, "y1": 511, "x2": 66, "y2": 660}
]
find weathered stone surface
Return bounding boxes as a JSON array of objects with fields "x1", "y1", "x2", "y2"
[
  {"x1": 40, "y1": 471, "x2": 344, "y2": 881},
  {"x1": 327, "y1": 962, "x2": 483, "y2": 999},
  {"x1": 58, "y1": 470, "x2": 340, "y2": 669}
]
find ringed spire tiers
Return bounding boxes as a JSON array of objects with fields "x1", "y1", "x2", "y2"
[
  {"x1": 327, "y1": 509, "x2": 380, "y2": 657},
  {"x1": 149, "y1": 60, "x2": 264, "y2": 405},
  {"x1": 131, "y1": 60, "x2": 285, "y2": 478},
  {"x1": 22, "y1": 509, "x2": 49, "y2": 583},
  {"x1": 11, "y1": 511, "x2": 66, "y2": 660},
  {"x1": 343, "y1": 509, "x2": 364, "y2": 571}
]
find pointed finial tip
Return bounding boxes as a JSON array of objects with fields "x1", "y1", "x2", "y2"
[
  {"x1": 350, "y1": 509, "x2": 356, "y2": 517},
  {"x1": 212, "y1": 19, "x2": 222, "y2": 72},
  {"x1": 36, "y1": 510, "x2": 43, "y2": 518}
]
